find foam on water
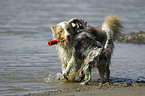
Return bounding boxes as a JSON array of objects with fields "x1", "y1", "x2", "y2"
[
  {"x1": 44, "y1": 73, "x2": 64, "y2": 82},
  {"x1": 44, "y1": 70, "x2": 80, "y2": 83}
]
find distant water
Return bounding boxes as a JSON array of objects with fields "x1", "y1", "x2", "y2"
[{"x1": 0, "y1": 0, "x2": 145, "y2": 95}]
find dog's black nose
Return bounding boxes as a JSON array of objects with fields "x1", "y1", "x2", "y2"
[
  {"x1": 67, "y1": 35, "x2": 71, "y2": 39},
  {"x1": 66, "y1": 35, "x2": 71, "y2": 41}
]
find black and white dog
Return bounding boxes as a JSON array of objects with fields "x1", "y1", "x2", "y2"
[{"x1": 51, "y1": 16, "x2": 123, "y2": 84}]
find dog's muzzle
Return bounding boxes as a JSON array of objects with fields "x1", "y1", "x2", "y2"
[{"x1": 66, "y1": 35, "x2": 72, "y2": 42}]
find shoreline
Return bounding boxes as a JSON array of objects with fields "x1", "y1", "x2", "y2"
[{"x1": 22, "y1": 82, "x2": 145, "y2": 96}]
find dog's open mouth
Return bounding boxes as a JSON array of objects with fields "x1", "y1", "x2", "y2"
[
  {"x1": 65, "y1": 39, "x2": 69, "y2": 42},
  {"x1": 66, "y1": 38, "x2": 72, "y2": 42},
  {"x1": 59, "y1": 39, "x2": 70, "y2": 43},
  {"x1": 66, "y1": 35, "x2": 72, "y2": 42}
]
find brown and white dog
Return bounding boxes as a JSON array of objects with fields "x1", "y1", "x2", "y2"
[{"x1": 51, "y1": 16, "x2": 123, "y2": 84}]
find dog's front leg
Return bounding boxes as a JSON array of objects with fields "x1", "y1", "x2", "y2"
[{"x1": 62, "y1": 55, "x2": 75, "y2": 79}]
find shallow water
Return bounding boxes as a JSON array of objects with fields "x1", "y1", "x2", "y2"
[{"x1": 0, "y1": 0, "x2": 145, "y2": 95}]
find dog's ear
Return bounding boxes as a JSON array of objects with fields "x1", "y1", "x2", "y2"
[
  {"x1": 51, "y1": 25, "x2": 56, "y2": 33},
  {"x1": 68, "y1": 18, "x2": 87, "y2": 29},
  {"x1": 83, "y1": 20, "x2": 87, "y2": 26}
]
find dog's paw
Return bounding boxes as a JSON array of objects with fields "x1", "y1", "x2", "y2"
[
  {"x1": 78, "y1": 75, "x2": 85, "y2": 82},
  {"x1": 62, "y1": 71, "x2": 67, "y2": 76},
  {"x1": 62, "y1": 72, "x2": 69, "y2": 80},
  {"x1": 63, "y1": 75, "x2": 69, "y2": 80},
  {"x1": 80, "y1": 81, "x2": 88, "y2": 85}
]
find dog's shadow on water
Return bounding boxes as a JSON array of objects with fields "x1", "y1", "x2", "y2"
[
  {"x1": 104, "y1": 78, "x2": 135, "y2": 84},
  {"x1": 91, "y1": 76, "x2": 145, "y2": 84}
]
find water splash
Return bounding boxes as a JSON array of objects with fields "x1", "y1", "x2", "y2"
[
  {"x1": 44, "y1": 73, "x2": 64, "y2": 82},
  {"x1": 44, "y1": 71, "x2": 80, "y2": 83}
]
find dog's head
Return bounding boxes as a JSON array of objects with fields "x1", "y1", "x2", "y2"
[
  {"x1": 51, "y1": 22, "x2": 75, "y2": 43},
  {"x1": 68, "y1": 18, "x2": 87, "y2": 33},
  {"x1": 51, "y1": 18, "x2": 87, "y2": 45}
]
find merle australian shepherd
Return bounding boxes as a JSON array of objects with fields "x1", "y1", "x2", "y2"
[{"x1": 51, "y1": 16, "x2": 123, "y2": 84}]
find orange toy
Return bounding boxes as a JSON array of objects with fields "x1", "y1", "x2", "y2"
[{"x1": 48, "y1": 40, "x2": 58, "y2": 46}]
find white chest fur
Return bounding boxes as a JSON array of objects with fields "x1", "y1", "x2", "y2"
[{"x1": 57, "y1": 45, "x2": 73, "y2": 65}]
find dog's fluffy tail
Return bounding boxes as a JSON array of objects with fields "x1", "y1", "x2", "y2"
[{"x1": 102, "y1": 16, "x2": 123, "y2": 40}]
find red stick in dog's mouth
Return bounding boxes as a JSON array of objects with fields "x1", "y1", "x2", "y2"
[
  {"x1": 48, "y1": 39, "x2": 67, "y2": 46},
  {"x1": 48, "y1": 40, "x2": 58, "y2": 46}
]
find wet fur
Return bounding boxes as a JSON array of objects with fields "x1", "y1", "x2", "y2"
[{"x1": 51, "y1": 16, "x2": 123, "y2": 84}]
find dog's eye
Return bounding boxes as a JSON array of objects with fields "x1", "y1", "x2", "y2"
[{"x1": 67, "y1": 28, "x2": 70, "y2": 31}]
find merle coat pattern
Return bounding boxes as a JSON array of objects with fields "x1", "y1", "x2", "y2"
[{"x1": 51, "y1": 16, "x2": 123, "y2": 84}]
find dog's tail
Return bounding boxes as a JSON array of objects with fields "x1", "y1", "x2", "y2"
[{"x1": 102, "y1": 16, "x2": 123, "y2": 41}]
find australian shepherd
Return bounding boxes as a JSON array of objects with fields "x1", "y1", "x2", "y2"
[{"x1": 51, "y1": 16, "x2": 123, "y2": 84}]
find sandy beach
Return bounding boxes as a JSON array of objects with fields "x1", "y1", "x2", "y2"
[{"x1": 23, "y1": 82, "x2": 145, "y2": 96}]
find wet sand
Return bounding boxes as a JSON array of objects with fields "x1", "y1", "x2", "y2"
[{"x1": 23, "y1": 82, "x2": 145, "y2": 96}]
